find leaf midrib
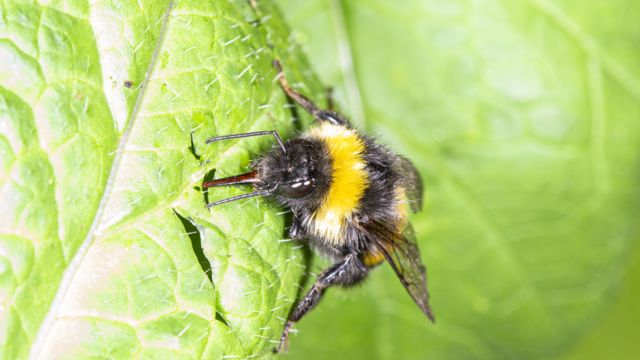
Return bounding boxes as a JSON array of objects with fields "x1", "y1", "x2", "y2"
[{"x1": 28, "y1": 2, "x2": 175, "y2": 358}]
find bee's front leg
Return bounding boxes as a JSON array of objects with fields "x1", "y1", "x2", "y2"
[
  {"x1": 273, "y1": 59, "x2": 349, "y2": 126},
  {"x1": 274, "y1": 253, "x2": 368, "y2": 353},
  {"x1": 288, "y1": 215, "x2": 305, "y2": 240}
]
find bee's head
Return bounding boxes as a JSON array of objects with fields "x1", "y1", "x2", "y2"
[{"x1": 254, "y1": 138, "x2": 331, "y2": 209}]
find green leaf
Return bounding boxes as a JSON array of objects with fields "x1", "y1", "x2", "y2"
[
  {"x1": 274, "y1": 0, "x2": 640, "y2": 359},
  {"x1": 0, "y1": 1, "x2": 320, "y2": 358}
]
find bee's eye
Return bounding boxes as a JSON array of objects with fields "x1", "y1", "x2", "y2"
[{"x1": 279, "y1": 179, "x2": 315, "y2": 198}]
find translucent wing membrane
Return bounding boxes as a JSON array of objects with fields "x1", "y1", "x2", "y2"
[
  {"x1": 367, "y1": 220, "x2": 435, "y2": 321},
  {"x1": 399, "y1": 156, "x2": 424, "y2": 213}
]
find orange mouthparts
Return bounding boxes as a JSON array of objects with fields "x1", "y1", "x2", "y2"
[{"x1": 203, "y1": 170, "x2": 259, "y2": 188}]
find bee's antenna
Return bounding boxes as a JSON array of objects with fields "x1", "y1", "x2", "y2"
[
  {"x1": 206, "y1": 130, "x2": 286, "y2": 153},
  {"x1": 205, "y1": 190, "x2": 270, "y2": 208}
]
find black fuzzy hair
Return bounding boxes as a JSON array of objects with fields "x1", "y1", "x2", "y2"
[{"x1": 253, "y1": 138, "x2": 333, "y2": 213}]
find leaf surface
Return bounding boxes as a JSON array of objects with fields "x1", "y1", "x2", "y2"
[{"x1": 0, "y1": 1, "x2": 318, "y2": 358}]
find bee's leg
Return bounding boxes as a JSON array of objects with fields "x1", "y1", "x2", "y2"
[
  {"x1": 273, "y1": 60, "x2": 349, "y2": 126},
  {"x1": 288, "y1": 215, "x2": 305, "y2": 240},
  {"x1": 275, "y1": 253, "x2": 368, "y2": 353}
]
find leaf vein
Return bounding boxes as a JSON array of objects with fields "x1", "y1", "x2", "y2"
[
  {"x1": 526, "y1": 0, "x2": 640, "y2": 100},
  {"x1": 28, "y1": 2, "x2": 175, "y2": 358}
]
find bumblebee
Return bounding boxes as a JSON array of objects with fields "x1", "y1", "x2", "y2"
[{"x1": 203, "y1": 60, "x2": 435, "y2": 352}]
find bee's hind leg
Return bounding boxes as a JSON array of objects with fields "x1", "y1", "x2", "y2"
[
  {"x1": 274, "y1": 253, "x2": 368, "y2": 353},
  {"x1": 273, "y1": 59, "x2": 349, "y2": 126}
]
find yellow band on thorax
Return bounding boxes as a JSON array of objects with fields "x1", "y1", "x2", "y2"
[{"x1": 307, "y1": 123, "x2": 368, "y2": 244}]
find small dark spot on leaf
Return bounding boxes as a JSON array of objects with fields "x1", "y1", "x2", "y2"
[
  {"x1": 124, "y1": 80, "x2": 133, "y2": 88},
  {"x1": 439, "y1": 144, "x2": 455, "y2": 157}
]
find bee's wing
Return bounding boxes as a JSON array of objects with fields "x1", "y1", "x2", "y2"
[
  {"x1": 367, "y1": 220, "x2": 435, "y2": 321},
  {"x1": 399, "y1": 156, "x2": 423, "y2": 213}
]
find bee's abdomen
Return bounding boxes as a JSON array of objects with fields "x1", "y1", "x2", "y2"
[{"x1": 358, "y1": 140, "x2": 405, "y2": 222}]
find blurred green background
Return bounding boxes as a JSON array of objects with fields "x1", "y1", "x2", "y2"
[
  {"x1": 1, "y1": 0, "x2": 639, "y2": 359},
  {"x1": 273, "y1": 0, "x2": 640, "y2": 359}
]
